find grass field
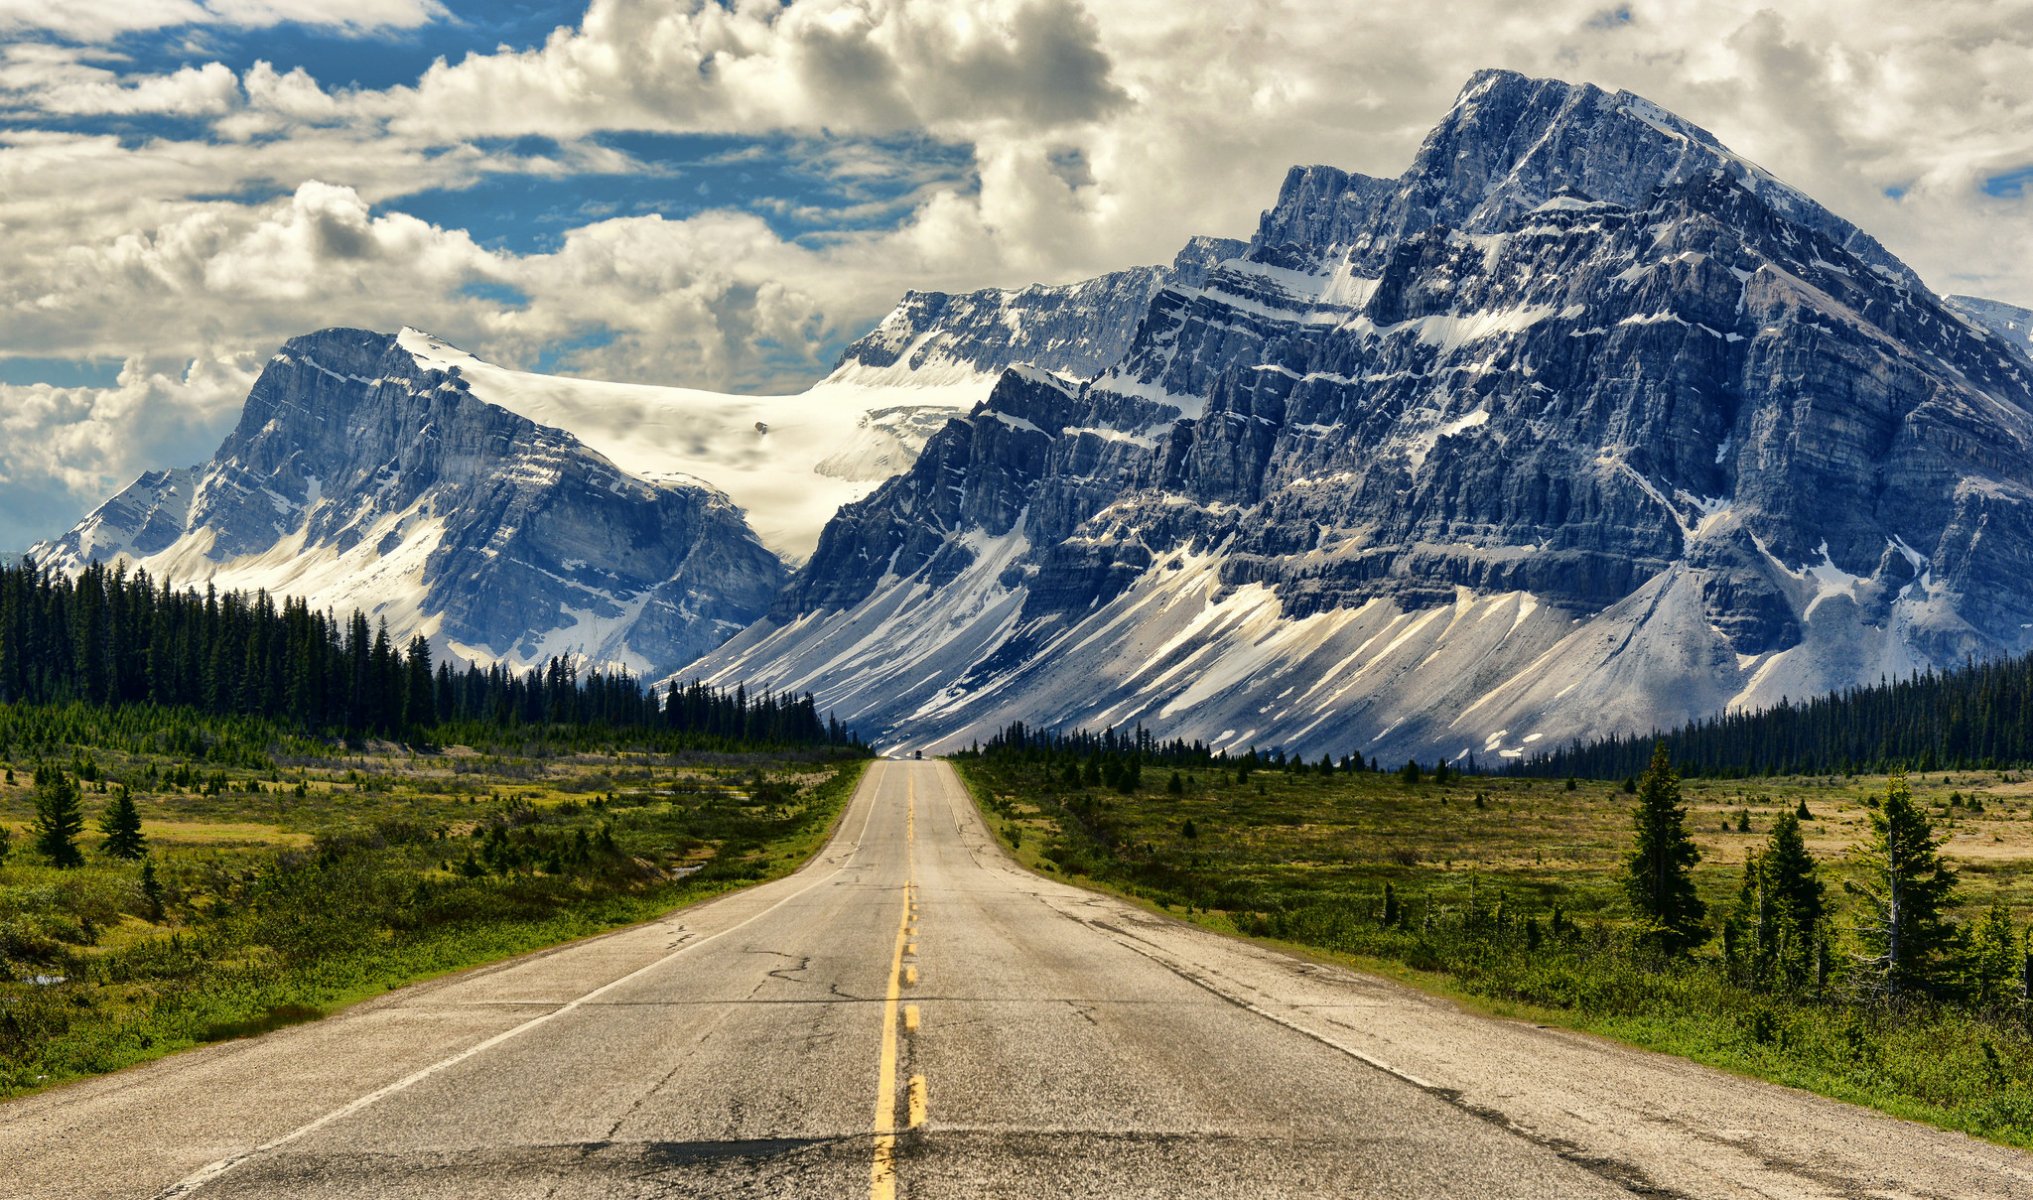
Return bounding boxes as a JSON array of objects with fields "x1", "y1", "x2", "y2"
[
  {"x1": 956, "y1": 755, "x2": 2033, "y2": 1146},
  {"x1": 0, "y1": 735, "x2": 867, "y2": 1098}
]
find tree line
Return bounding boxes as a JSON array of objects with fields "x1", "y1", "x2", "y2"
[
  {"x1": 0, "y1": 559, "x2": 855, "y2": 747},
  {"x1": 1513, "y1": 652, "x2": 2033, "y2": 779},
  {"x1": 968, "y1": 720, "x2": 1386, "y2": 778}
]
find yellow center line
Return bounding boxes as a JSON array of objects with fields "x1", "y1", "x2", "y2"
[
  {"x1": 907, "y1": 1075, "x2": 928, "y2": 1130},
  {"x1": 869, "y1": 771, "x2": 918, "y2": 1200},
  {"x1": 903, "y1": 1004, "x2": 920, "y2": 1033}
]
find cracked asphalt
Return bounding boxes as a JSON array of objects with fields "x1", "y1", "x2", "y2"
[{"x1": 3, "y1": 760, "x2": 2028, "y2": 1199}]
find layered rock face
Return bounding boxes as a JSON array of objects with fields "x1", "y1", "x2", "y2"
[
  {"x1": 690, "y1": 69, "x2": 2033, "y2": 761},
  {"x1": 38, "y1": 329, "x2": 790, "y2": 675}
]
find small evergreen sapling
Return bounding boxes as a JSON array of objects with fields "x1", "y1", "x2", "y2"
[
  {"x1": 140, "y1": 857, "x2": 166, "y2": 922},
  {"x1": 99, "y1": 785, "x2": 147, "y2": 860},
  {"x1": 1624, "y1": 742, "x2": 1707, "y2": 953},
  {"x1": 33, "y1": 765, "x2": 85, "y2": 869},
  {"x1": 1967, "y1": 902, "x2": 2020, "y2": 1008}
]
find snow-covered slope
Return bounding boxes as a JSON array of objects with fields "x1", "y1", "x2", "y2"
[
  {"x1": 397, "y1": 329, "x2": 981, "y2": 562},
  {"x1": 687, "y1": 69, "x2": 2033, "y2": 761}
]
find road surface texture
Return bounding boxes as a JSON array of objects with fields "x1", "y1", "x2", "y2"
[{"x1": 3, "y1": 759, "x2": 2028, "y2": 1198}]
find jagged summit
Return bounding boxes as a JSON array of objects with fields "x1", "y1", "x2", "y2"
[{"x1": 1257, "y1": 69, "x2": 1914, "y2": 287}]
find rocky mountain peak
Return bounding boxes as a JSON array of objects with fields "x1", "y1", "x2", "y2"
[{"x1": 688, "y1": 70, "x2": 2033, "y2": 764}]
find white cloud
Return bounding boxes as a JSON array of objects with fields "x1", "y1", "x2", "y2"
[
  {"x1": 0, "y1": 353, "x2": 259, "y2": 550},
  {"x1": 387, "y1": 0, "x2": 1125, "y2": 140},
  {"x1": 0, "y1": 0, "x2": 445, "y2": 41},
  {"x1": 0, "y1": 48, "x2": 242, "y2": 116}
]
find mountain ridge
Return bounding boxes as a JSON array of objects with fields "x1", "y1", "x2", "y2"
[{"x1": 685, "y1": 69, "x2": 2033, "y2": 762}]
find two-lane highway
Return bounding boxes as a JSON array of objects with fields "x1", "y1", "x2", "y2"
[{"x1": 3, "y1": 761, "x2": 2028, "y2": 1198}]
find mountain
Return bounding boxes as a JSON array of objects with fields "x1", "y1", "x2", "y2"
[
  {"x1": 37, "y1": 329, "x2": 788, "y2": 675},
  {"x1": 687, "y1": 68, "x2": 2033, "y2": 763},
  {"x1": 34, "y1": 251, "x2": 1224, "y2": 678},
  {"x1": 1947, "y1": 295, "x2": 2033, "y2": 361}
]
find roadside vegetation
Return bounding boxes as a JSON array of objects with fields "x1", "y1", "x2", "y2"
[
  {"x1": 0, "y1": 703, "x2": 866, "y2": 1099},
  {"x1": 955, "y1": 728, "x2": 2033, "y2": 1146}
]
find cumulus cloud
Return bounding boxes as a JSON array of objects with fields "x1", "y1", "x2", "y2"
[
  {"x1": 2, "y1": 0, "x2": 2033, "y2": 547},
  {"x1": 0, "y1": 353, "x2": 259, "y2": 551},
  {"x1": 0, "y1": 0, "x2": 445, "y2": 41},
  {"x1": 385, "y1": 0, "x2": 1126, "y2": 140}
]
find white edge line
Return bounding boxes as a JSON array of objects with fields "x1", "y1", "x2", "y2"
[{"x1": 155, "y1": 762, "x2": 893, "y2": 1198}]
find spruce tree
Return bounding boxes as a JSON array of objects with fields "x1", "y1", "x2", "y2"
[
  {"x1": 403, "y1": 634, "x2": 436, "y2": 734},
  {"x1": 1846, "y1": 769, "x2": 1958, "y2": 996},
  {"x1": 98, "y1": 785, "x2": 147, "y2": 860},
  {"x1": 1726, "y1": 812, "x2": 1824, "y2": 989},
  {"x1": 33, "y1": 765, "x2": 85, "y2": 868},
  {"x1": 140, "y1": 856, "x2": 166, "y2": 922},
  {"x1": 1967, "y1": 902, "x2": 2019, "y2": 1007},
  {"x1": 1624, "y1": 741, "x2": 1707, "y2": 953}
]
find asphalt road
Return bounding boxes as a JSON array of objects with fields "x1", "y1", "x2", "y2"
[{"x1": 4, "y1": 759, "x2": 2029, "y2": 1199}]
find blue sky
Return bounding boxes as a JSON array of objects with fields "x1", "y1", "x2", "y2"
[{"x1": 0, "y1": 0, "x2": 2029, "y2": 554}]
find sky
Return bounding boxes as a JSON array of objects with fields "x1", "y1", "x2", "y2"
[{"x1": 1, "y1": 0, "x2": 2030, "y2": 551}]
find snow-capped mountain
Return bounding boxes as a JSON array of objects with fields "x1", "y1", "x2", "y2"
[
  {"x1": 1948, "y1": 295, "x2": 2033, "y2": 361},
  {"x1": 687, "y1": 68, "x2": 2033, "y2": 762},
  {"x1": 35, "y1": 253, "x2": 1214, "y2": 678}
]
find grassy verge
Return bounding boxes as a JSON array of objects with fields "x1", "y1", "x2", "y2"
[
  {"x1": 952, "y1": 756, "x2": 2033, "y2": 1148},
  {"x1": 0, "y1": 738, "x2": 867, "y2": 1099}
]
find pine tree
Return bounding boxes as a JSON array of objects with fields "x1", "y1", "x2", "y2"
[
  {"x1": 403, "y1": 634, "x2": 436, "y2": 735},
  {"x1": 1382, "y1": 881, "x2": 1401, "y2": 928},
  {"x1": 98, "y1": 785, "x2": 147, "y2": 860},
  {"x1": 1624, "y1": 741, "x2": 1707, "y2": 953},
  {"x1": 140, "y1": 856, "x2": 166, "y2": 922},
  {"x1": 1967, "y1": 902, "x2": 2020, "y2": 1008},
  {"x1": 1726, "y1": 812, "x2": 1824, "y2": 989},
  {"x1": 0, "y1": 821, "x2": 10, "y2": 865},
  {"x1": 1846, "y1": 769, "x2": 1958, "y2": 996},
  {"x1": 33, "y1": 765, "x2": 85, "y2": 868},
  {"x1": 1166, "y1": 771, "x2": 1184, "y2": 795}
]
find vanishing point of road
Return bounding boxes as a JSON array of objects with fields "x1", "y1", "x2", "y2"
[{"x1": 3, "y1": 760, "x2": 2027, "y2": 1198}]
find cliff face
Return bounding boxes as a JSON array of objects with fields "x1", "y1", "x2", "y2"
[{"x1": 690, "y1": 70, "x2": 2033, "y2": 762}]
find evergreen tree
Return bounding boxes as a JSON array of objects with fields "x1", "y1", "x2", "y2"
[
  {"x1": 1846, "y1": 769, "x2": 1958, "y2": 996},
  {"x1": 1382, "y1": 881, "x2": 1401, "y2": 928},
  {"x1": 1166, "y1": 771, "x2": 1184, "y2": 795},
  {"x1": 33, "y1": 765, "x2": 85, "y2": 868},
  {"x1": 403, "y1": 634, "x2": 436, "y2": 734},
  {"x1": 1726, "y1": 811, "x2": 1823, "y2": 989},
  {"x1": 1624, "y1": 741, "x2": 1707, "y2": 953},
  {"x1": 0, "y1": 821, "x2": 10, "y2": 865},
  {"x1": 98, "y1": 785, "x2": 147, "y2": 860},
  {"x1": 140, "y1": 856, "x2": 166, "y2": 922},
  {"x1": 1966, "y1": 902, "x2": 2020, "y2": 1008}
]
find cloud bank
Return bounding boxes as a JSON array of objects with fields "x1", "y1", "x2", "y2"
[{"x1": 1, "y1": 0, "x2": 2030, "y2": 549}]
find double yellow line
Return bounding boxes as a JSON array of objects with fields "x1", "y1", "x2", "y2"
[{"x1": 870, "y1": 772, "x2": 926, "y2": 1200}]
